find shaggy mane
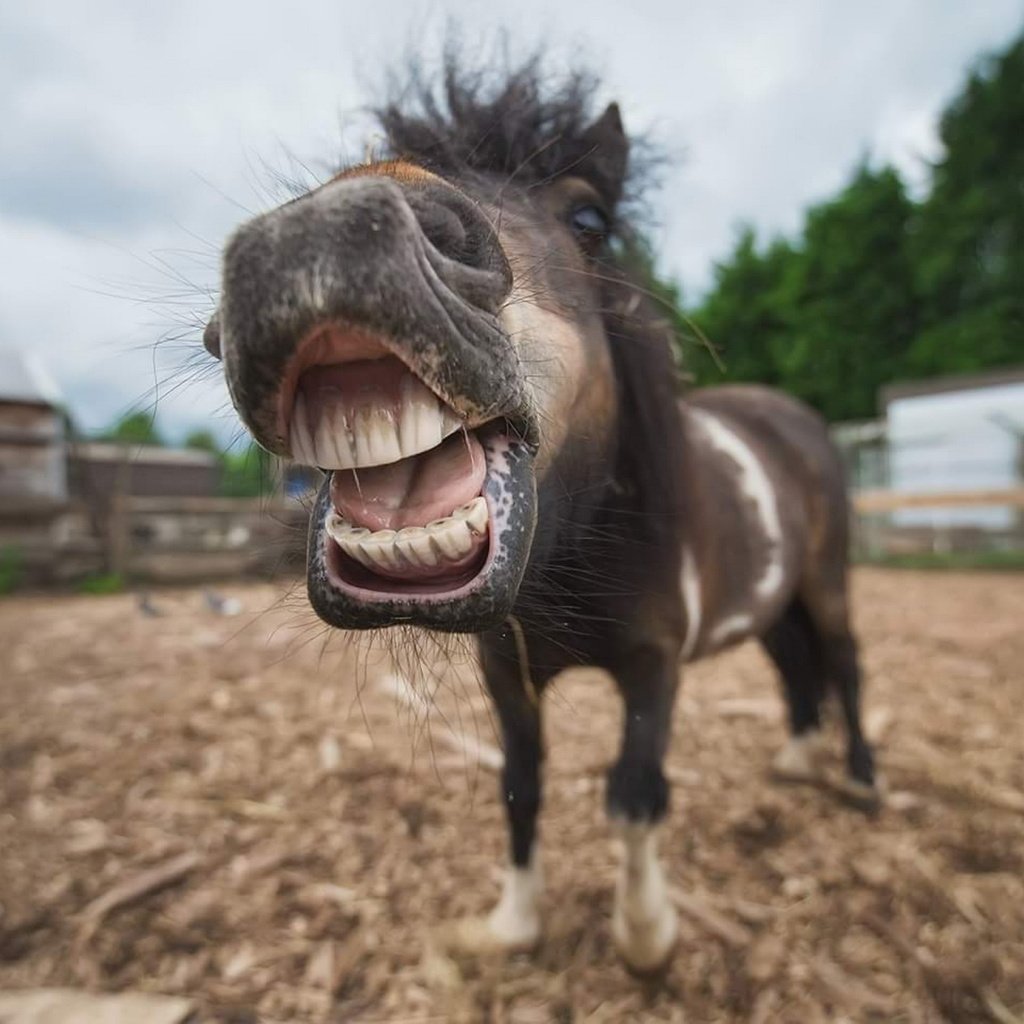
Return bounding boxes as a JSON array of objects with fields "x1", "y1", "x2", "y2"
[{"x1": 375, "y1": 51, "x2": 651, "y2": 215}]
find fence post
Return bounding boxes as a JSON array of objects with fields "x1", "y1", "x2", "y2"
[{"x1": 106, "y1": 447, "x2": 132, "y2": 578}]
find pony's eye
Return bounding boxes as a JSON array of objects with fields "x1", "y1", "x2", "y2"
[{"x1": 569, "y1": 204, "x2": 610, "y2": 242}]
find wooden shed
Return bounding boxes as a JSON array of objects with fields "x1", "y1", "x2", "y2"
[{"x1": 0, "y1": 349, "x2": 67, "y2": 505}]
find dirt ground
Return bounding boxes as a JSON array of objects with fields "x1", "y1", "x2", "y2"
[{"x1": 1, "y1": 569, "x2": 1022, "y2": 1023}]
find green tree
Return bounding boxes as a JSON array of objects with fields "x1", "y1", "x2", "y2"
[
  {"x1": 221, "y1": 442, "x2": 277, "y2": 498},
  {"x1": 184, "y1": 429, "x2": 222, "y2": 455},
  {"x1": 781, "y1": 163, "x2": 919, "y2": 420},
  {"x1": 675, "y1": 31, "x2": 1024, "y2": 421},
  {"x1": 691, "y1": 227, "x2": 797, "y2": 389},
  {"x1": 100, "y1": 411, "x2": 163, "y2": 446},
  {"x1": 910, "y1": 35, "x2": 1024, "y2": 375}
]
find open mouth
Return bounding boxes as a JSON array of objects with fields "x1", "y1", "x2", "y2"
[{"x1": 285, "y1": 325, "x2": 538, "y2": 628}]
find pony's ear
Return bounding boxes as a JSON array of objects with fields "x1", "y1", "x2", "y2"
[{"x1": 579, "y1": 102, "x2": 629, "y2": 207}]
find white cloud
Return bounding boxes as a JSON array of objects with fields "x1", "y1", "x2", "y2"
[{"x1": 0, "y1": 0, "x2": 1020, "y2": 441}]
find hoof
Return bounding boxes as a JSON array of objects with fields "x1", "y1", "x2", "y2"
[
  {"x1": 424, "y1": 909, "x2": 540, "y2": 993},
  {"x1": 771, "y1": 732, "x2": 825, "y2": 783},
  {"x1": 436, "y1": 857, "x2": 543, "y2": 957},
  {"x1": 612, "y1": 901, "x2": 678, "y2": 974},
  {"x1": 834, "y1": 773, "x2": 885, "y2": 814},
  {"x1": 441, "y1": 907, "x2": 541, "y2": 957}
]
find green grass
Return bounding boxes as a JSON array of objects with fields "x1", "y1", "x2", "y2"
[
  {"x1": 75, "y1": 572, "x2": 126, "y2": 595},
  {"x1": 0, "y1": 547, "x2": 22, "y2": 594},
  {"x1": 856, "y1": 549, "x2": 1024, "y2": 571}
]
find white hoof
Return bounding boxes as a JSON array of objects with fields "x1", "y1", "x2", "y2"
[
  {"x1": 612, "y1": 899, "x2": 678, "y2": 973},
  {"x1": 442, "y1": 857, "x2": 542, "y2": 955},
  {"x1": 483, "y1": 881, "x2": 543, "y2": 951},
  {"x1": 772, "y1": 731, "x2": 824, "y2": 782},
  {"x1": 444, "y1": 909, "x2": 541, "y2": 955},
  {"x1": 612, "y1": 822, "x2": 677, "y2": 972}
]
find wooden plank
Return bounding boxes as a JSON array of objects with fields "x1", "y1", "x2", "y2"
[
  {"x1": 0, "y1": 497, "x2": 69, "y2": 517},
  {"x1": 854, "y1": 488, "x2": 1024, "y2": 513},
  {"x1": 125, "y1": 496, "x2": 300, "y2": 515},
  {"x1": 128, "y1": 551, "x2": 259, "y2": 580}
]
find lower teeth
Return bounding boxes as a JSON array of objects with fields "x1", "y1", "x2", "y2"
[{"x1": 327, "y1": 496, "x2": 488, "y2": 573}]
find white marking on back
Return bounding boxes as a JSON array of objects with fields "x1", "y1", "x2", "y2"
[
  {"x1": 487, "y1": 845, "x2": 542, "y2": 948},
  {"x1": 690, "y1": 407, "x2": 785, "y2": 607},
  {"x1": 611, "y1": 822, "x2": 678, "y2": 971},
  {"x1": 681, "y1": 547, "x2": 702, "y2": 660}
]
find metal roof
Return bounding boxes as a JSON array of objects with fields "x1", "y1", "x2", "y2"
[
  {"x1": 881, "y1": 366, "x2": 1024, "y2": 406},
  {"x1": 0, "y1": 349, "x2": 64, "y2": 406}
]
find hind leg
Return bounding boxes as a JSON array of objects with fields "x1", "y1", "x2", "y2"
[
  {"x1": 821, "y1": 629, "x2": 877, "y2": 805},
  {"x1": 800, "y1": 582, "x2": 879, "y2": 807},
  {"x1": 762, "y1": 602, "x2": 827, "y2": 782}
]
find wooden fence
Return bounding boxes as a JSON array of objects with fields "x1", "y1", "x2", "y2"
[
  {"x1": 853, "y1": 487, "x2": 1024, "y2": 513},
  {"x1": 106, "y1": 496, "x2": 309, "y2": 582},
  {"x1": 1, "y1": 495, "x2": 309, "y2": 586},
  {"x1": 81, "y1": 486, "x2": 1024, "y2": 577},
  {"x1": 4, "y1": 488, "x2": 1023, "y2": 588},
  {"x1": 850, "y1": 487, "x2": 1024, "y2": 560}
]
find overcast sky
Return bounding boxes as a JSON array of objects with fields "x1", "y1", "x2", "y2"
[{"x1": 1, "y1": 1, "x2": 1021, "y2": 444}]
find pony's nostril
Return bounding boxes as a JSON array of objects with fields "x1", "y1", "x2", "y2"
[
  {"x1": 407, "y1": 188, "x2": 504, "y2": 278},
  {"x1": 413, "y1": 202, "x2": 468, "y2": 261},
  {"x1": 403, "y1": 188, "x2": 512, "y2": 315}
]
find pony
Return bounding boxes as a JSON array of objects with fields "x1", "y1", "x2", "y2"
[{"x1": 201, "y1": 56, "x2": 878, "y2": 972}]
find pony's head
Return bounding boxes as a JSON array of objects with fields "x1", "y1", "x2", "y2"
[{"x1": 204, "y1": 59, "x2": 662, "y2": 632}]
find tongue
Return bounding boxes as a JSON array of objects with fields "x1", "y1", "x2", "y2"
[{"x1": 330, "y1": 430, "x2": 486, "y2": 531}]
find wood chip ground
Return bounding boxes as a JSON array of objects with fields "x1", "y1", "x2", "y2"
[{"x1": 1, "y1": 569, "x2": 1022, "y2": 1022}]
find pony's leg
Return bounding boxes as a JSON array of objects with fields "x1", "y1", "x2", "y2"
[
  {"x1": 801, "y1": 584, "x2": 879, "y2": 808},
  {"x1": 761, "y1": 601, "x2": 827, "y2": 782},
  {"x1": 450, "y1": 629, "x2": 544, "y2": 952},
  {"x1": 797, "y1": 451, "x2": 879, "y2": 808},
  {"x1": 822, "y1": 629, "x2": 877, "y2": 804},
  {"x1": 606, "y1": 642, "x2": 681, "y2": 972}
]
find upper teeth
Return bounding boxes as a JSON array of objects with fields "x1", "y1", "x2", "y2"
[
  {"x1": 326, "y1": 497, "x2": 488, "y2": 572},
  {"x1": 290, "y1": 376, "x2": 463, "y2": 469}
]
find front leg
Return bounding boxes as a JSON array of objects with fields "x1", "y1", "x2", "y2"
[
  {"x1": 450, "y1": 622, "x2": 544, "y2": 952},
  {"x1": 607, "y1": 641, "x2": 681, "y2": 972}
]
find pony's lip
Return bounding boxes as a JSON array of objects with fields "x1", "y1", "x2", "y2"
[
  {"x1": 306, "y1": 429, "x2": 538, "y2": 632},
  {"x1": 320, "y1": 429, "x2": 501, "y2": 603},
  {"x1": 323, "y1": 501, "x2": 495, "y2": 601},
  {"x1": 324, "y1": 446, "x2": 490, "y2": 590},
  {"x1": 276, "y1": 323, "x2": 538, "y2": 616}
]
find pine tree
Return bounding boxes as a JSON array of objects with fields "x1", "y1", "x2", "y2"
[
  {"x1": 782, "y1": 164, "x2": 919, "y2": 420},
  {"x1": 692, "y1": 227, "x2": 796, "y2": 389},
  {"x1": 910, "y1": 36, "x2": 1024, "y2": 375}
]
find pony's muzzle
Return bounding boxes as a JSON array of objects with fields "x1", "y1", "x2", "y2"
[
  {"x1": 206, "y1": 170, "x2": 538, "y2": 629},
  {"x1": 210, "y1": 174, "x2": 522, "y2": 456}
]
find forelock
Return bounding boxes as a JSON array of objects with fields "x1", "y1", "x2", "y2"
[{"x1": 373, "y1": 51, "x2": 646, "y2": 211}]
